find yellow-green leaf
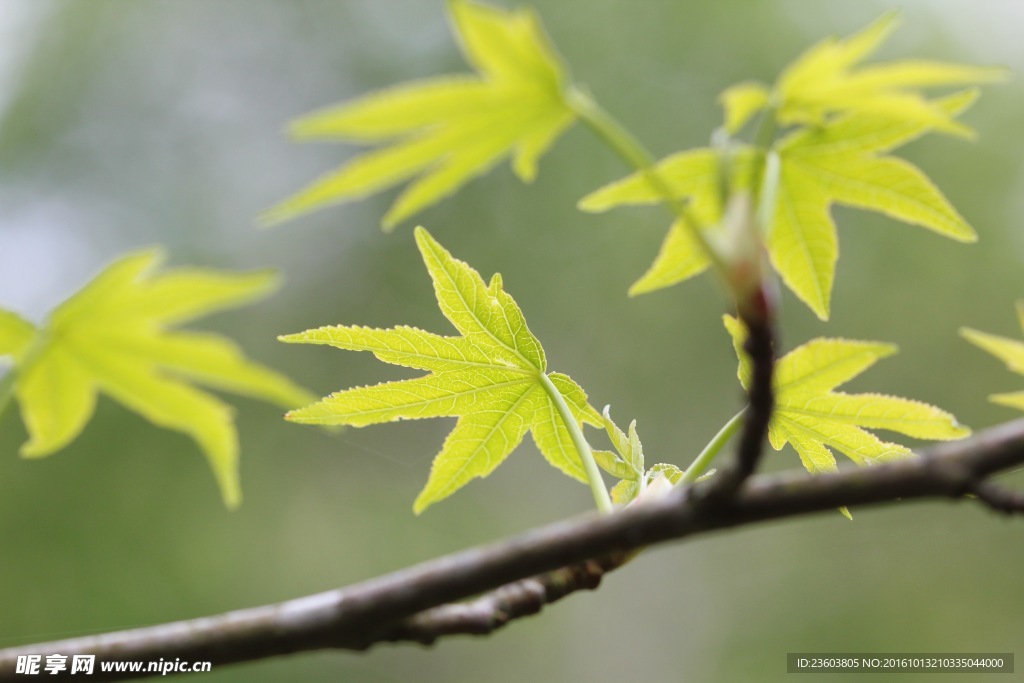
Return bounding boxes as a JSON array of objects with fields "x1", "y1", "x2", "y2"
[
  {"x1": 961, "y1": 328, "x2": 1024, "y2": 376},
  {"x1": 580, "y1": 148, "x2": 762, "y2": 297},
  {"x1": 598, "y1": 406, "x2": 643, "y2": 477},
  {"x1": 0, "y1": 310, "x2": 34, "y2": 359},
  {"x1": 962, "y1": 302, "x2": 1024, "y2": 413},
  {"x1": 283, "y1": 227, "x2": 602, "y2": 513},
  {"x1": 578, "y1": 148, "x2": 729, "y2": 222},
  {"x1": 610, "y1": 479, "x2": 639, "y2": 506},
  {"x1": 15, "y1": 344, "x2": 97, "y2": 458},
  {"x1": 262, "y1": 0, "x2": 575, "y2": 229},
  {"x1": 773, "y1": 12, "x2": 1005, "y2": 135},
  {"x1": 0, "y1": 250, "x2": 315, "y2": 508},
  {"x1": 787, "y1": 154, "x2": 976, "y2": 242},
  {"x1": 584, "y1": 15, "x2": 999, "y2": 316},
  {"x1": 725, "y1": 315, "x2": 969, "y2": 477},
  {"x1": 585, "y1": 86, "x2": 982, "y2": 318},
  {"x1": 593, "y1": 450, "x2": 634, "y2": 481},
  {"x1": 720, "y1": 81, "x2": 771, "y2": 134},
  {"x1": 768, "y1": 161, "x2": 836, "y2": 319},
  {"x1": 646, "y1": 462, "x2": 683, "y2": 485},
  {"x1": 779, "y1": 88, "x2": 980, "y2": 159},
  {"x1": 415, "y1": 385, "x2": 537, "y2": 513}
]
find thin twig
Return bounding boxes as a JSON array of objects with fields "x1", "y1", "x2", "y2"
[
  {"x1": 733, "y1": 312, "x2": 775, "y2": 481},
  {"x1": 703, "y1": 307, "x2": 776, "y2": 501},
  {"x1": 970, "y1": 480, "x2": 1024, "y2": 514},
  {"x1": 373, "y1": 554, "x2": 629, "y2": 648}
]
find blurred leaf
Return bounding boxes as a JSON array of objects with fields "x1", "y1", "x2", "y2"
[
  {"x1": 580, "y1": 148, "x2": 757, "y2": 296},
  {"x1": 282, "y1": 227, "x2": 601, "y2": 513},
  {"x1": 724, "y1": 315, "x2": 970, "y2": 479},
  {"x1": 610, "y1": 479, "x2": 638, "y2": 506},
  {"x1": 0, "y1": 250, "x2": 315, "y2": 508},
  {"x1": 582, "y1": 89, "x2": 980, "y2": 318},
  {"x1": 0, "y1": 310, "x2": 34, "y2": 358},
  {"x1": 771, "y1": 91, "x2": 979, "y2": 317},
  {"x1": 772, "y1": 12, "x2": 1005, "y2": 134},
  {"x1": 961, "y1": 302, "x2": 1024, "y2": 412},
  {"x1": 262, "y1": 0, "x2": 575, "y2": 230},
  {"x1": 720, "y1": 81, "x2": 770, "y2": 134}
]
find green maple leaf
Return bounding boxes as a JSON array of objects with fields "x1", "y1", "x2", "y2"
[
  {"x1": 580, "y1": 13, "x2": 1004, "y2": 319},
  {"x1": 0, "y1": 250, "x2": 316, "y2": 508},
  {"x1": 719, "y1": 12, "x2": 1006, "y2": 136},
  {"x1": 961, "y1": 302, "x2": 1024, "y2": 412},
  {"x1": 281, "y1": 227, "x2": 601, "y2": 513},
  {"x1": 592, "y1": 406, "x2": 684, "y2": 506},
  {"x1": 262, "y1": 0, "x2": 576, "y2": 230},
  {"x1": 724, "y1": 315, "x2": 969, "y2": 516},
  {"x1": 580, "y1": 89, "x2": 983, "y2": 319}
]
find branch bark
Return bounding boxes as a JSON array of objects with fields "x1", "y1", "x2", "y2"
[
  {"x1": 707, "y1": 309, "x2": 775, "y2": 500},
  {"x1": 3, "y1": 419, "x2": 1024, "y2": 681}
]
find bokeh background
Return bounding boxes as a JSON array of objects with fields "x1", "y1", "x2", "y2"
[{"x1": 1, "y1": 1, "x2": 1022, "y2": 681}]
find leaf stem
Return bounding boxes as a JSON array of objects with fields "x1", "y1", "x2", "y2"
[
  {"x1": 0, "y1": 368, "x2": 16, "y2": 422},
  {"x1": 681, "y1": 408, "x2": 746, "y2": 484},
  {"x1": 538, "y1": 372, "x2": 612, "y2": 514},
  {"x1": 748, "y1": 104, "x2": 779, "y2": 211},
  {"x1": 566, "y1": 87, "x2": 729, "y2": 282},
  {"x1": 0, "y1": 331, "x2": 48, "y2": 424},
  {"x1": 750, "y1": 104, "x2": 779, "y2": 155}
]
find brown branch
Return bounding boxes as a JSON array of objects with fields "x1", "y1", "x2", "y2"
[
  {"x1": 704, "y1": 299, "x2": 776, "y2": 501},
  {"x1": 732, "y1": 310, "x2": 775, "y2": 482},
  {"x1": 3, "y1": 419, "x2": 1024, "y2": 681},
  {"x1": 373, "y1": 553, "x2": 629, "y2": 648},
  {"x1": 971, "y1": 480, "x2": 1024, "y2": 513}
]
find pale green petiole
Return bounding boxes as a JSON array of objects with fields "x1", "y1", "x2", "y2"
[
  {"x1": 681, "y1": 409, "x2": 746, "y2": 485},
  {"x1": 539, "y1": 372, "x2": 613, "y2": 514},
  {"x1": 0, "y1": 369, "x2": 15, "y2": 422}
]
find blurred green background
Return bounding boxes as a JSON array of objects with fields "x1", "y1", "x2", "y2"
[{"x1": 1, "y1": 1, "x2": 1022, "y2": 681}]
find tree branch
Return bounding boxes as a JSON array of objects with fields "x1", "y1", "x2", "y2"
[
  {"x1": 702, "y1": 302, "x2": 776, "y2": 501},
  {"x1": 3, "y1": 419, "x2": 1024, "y2": 681},
  {"x1": 726, "y1": 310, "x2": 775, "y2": 488},
  {"x1": 372, "y1": 553, "x2": 628, "y2": 648}
]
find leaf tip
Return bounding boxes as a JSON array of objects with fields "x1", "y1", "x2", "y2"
[
  {"x1": 412, "y1": 492, "x2": 433, "y2": 515},
  {"x1": 224, "y1": 488, "x2": 243, "y2": 511},
  {"x1": 256, "y1": 203, "x2": 297, "y2": 229},
  {"x1": 18, "y1": 443, "x2": 52, "y2": 460},
  {"x1": 950, "y1": 422, "x2": 972, "y2": 439},
  {"x1": 576, "y1": 192, "x2": 607, "y2": 214},
  {"x1": 413, "y1": 225, "x2": 439, "y2": 255},
  {"x1": 811, "y1": 301, "x2": 831, "y2": 322}
]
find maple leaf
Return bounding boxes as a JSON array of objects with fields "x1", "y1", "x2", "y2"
[
  {"x1": 592, "y1": 406, "x2": 684, "y2": 506},
  {"x1": 281, "y1": 227, "x2": 602, "y2": 513},
  {"x1": 724, "y1": 315, "x2": 969, "y2": 506},
  {"x1": 719, "y1": 12, "x2": 1007, "y2": 136},
  {"x1": 0, "y1": 250, "x2": 316, "y2": 508},
  {"x1": 579, "y1": 89, "x2": 983, "y2": 319},
  {"x1": 961, "y1": 302, "x2": 1024, "y2": 412},
  {"x1": 262, "y1": 0, "x2": 576, "y2": 230}
]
